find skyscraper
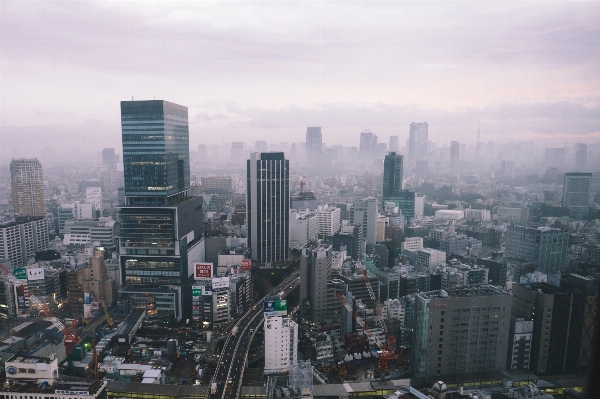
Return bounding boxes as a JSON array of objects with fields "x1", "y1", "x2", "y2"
[
  {"x1": 119, "y1": 100, "x2": 204, "y2": 322},
  {"x1": 121, "y1": 100, "x2": 190, "y2": 206},
  {"x1": 247, "y1": 152, "x2": 290, "y2": 263},
  {"x1": 359, "y1": 131, "x2": 377, "y2": 158},
  {"x1": 408, "y1": 122, "x2": 428, "y2": 163},
  {"x1": 562, "y1": 172, "x2": 592, "y2": 219},
  {"x1": 102, "y1": 148, "x2": 117, "y2": 170},
  {"x1": 389, "y1": 136, "x2": 399, "y2": 152},
  {"x1": 574, "y1": 143, "x2": 588, "y2": 171},
  {"x1": 300, "y1": 244, "x2": 332, "y2": 323},
  {"x1": 10, "y1": 158, "x2": 45, "y2": 217},
  {"x1": 450, "y1": 141, "x2": 460, "y2": 169},
  {"x1": 383, "y1": 152, "x2": 403, "y2": 200},
  {"x1": 348, "y1": 198, "x2": 378, "y2": 246},
  {"x1": 306, "y1": 127, "x2": 322, "y2": 159}
]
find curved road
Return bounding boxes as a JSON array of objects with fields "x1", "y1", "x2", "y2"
[{"x1": 208, "y1": 272, "x2": 299, "y2": 399}]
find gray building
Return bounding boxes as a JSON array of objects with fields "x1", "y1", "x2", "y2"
[
  {"x1": 450, "y1": 141, "x2": 460, "y2": 169},
  {"x1": 247, "y1": 152, "x2": 290, "y2": 263},
  {"x1": 383, "y1": 152, "x2": 404, "y2": 201},
  {"x1": 300, "y1": 244, "x2": 332, "y2": 323},
  {"x1": 408, "y1": 122, "x2": 428, "y2": 163},
  {"x1": 412, "y1": 285, "x2": 512, "y2": 379},
  {"x1": 562, "y1": 172, "x2": 591, "y2": 219},
  {"x1": 504, "y1": 226, "x2": 568, "y2": 274},
  {"x1": 348, "y1": 198, "x2": 378, "y2": 246},
  {"x1": 306, "y1": 127, "x2": 322, "y2": 160},
  {"x1": 0, "y1": 217, "x2": 49, "y2": 268},
  {"x1": 439, "y1": 233, "x2": 469, "y2": 256}
]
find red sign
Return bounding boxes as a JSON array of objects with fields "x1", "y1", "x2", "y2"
[
  {"x1": 195, "y1": 263, "x2": 213, "y2": 279},
  {"x1": 241, "y1": 259, "x2": 252, "y2": 271}
]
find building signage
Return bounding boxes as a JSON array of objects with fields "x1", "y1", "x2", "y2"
[
  {"x1": 230, "y1": 265, "x2": 240, "y2": 278},
  {"x1": 91, "y1": 302, "x2": 99, "y2": 310},
  {"x1": 56, "y1": 391, "x2": 90, "y2": 396},
  {"x1": 212, "y1": 277, "x2": 230, "y2": 289},
  {"x1": 13, "y1": 267, "x2": 27, "y2": 280},
  {"x1": 241, "y1": 259, "x2": 252, "y2": 271},
  {"x1": 194, "y1": 263, "x2": 213, "y2": 279},
  {"x1": 84, "y1": 293, "x2": 91, "y2": 304},
  {"x1": 192, "y1": 287, "x2": 202, "y2": 297},
  {"x1": 27, "y1": 267, "x2": 45, "y2": 281},
  {"x1": 434, "y1": 303, "x2": 446, "y2": 308},
  {"x1": 263, "y1": 299, "x2": 287, "y2": 317}
]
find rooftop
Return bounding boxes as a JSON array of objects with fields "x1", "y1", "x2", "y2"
[
  {"x1": 7, "y1": 354, "x2": 55, "y2": 364},
  {"x1": 2, "y1": 380, "x2": 106, "y2": 395},
  {"x1": 418, "y1": 285, "x2": 509, "y2": 300}
]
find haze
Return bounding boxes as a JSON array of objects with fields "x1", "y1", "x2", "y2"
[{"x1": 1, "y1": 1, "x2": 599, "y2": 160}]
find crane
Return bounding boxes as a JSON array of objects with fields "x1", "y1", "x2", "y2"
[
  {"x1": 0, "y1": 263, "x2": 81, "y2": 357},
  {"x1": 101, "y1": 299, "x2": 114, "y2": 327},
  {"x1": 361, "y1": 270, "x2": 387, "y2": 333},
  {"x1": 336, "y1": 293, "x2": 397, "y2": 375}
]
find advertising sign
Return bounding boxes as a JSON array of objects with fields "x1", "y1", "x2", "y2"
[
  {"x1": 91, "y1": 302, "x2": 99, "y2": 310},
  {"x1": 263, "y1": 299, "x2": 287, "y2": 317},
  {"x1": 194, "y1": 263, "x2": 213, "y2": 280},
  {"x1": 83, "y1": 304, "x2": 92, "y2": 318},
  {"x1": 13, "y1": 267, "x2": 27, "y2": 281},
  {"x1": 230, "y1": 265, "x2": 240, "y2": 278},
  {"x1": 241, "y1": 259, "x2": 252, "y2": 271},
  {"x1": 27, "y1": 267, "x2": 45, "y2": 281},
  {"x1": 192, "y1": 287, "x2": 203, "y2": 297},
  {"x1": 212, "y1": 277, "x2": 230, "y2": 289},
  {"x1": 84, "y1": 293, "x2": 91, "y2": 304}
]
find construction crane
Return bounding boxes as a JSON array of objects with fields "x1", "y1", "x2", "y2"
[
  {"x1": 0, "y1": 263, "x2": 81, "y2": 359},
  {"x1": 336, "y1": 293, "x2": 397, "y2": 375},
  {"x1": 361, "y1": 270, "x2": 387, "y2": 333},
  {"x1": 101, "y1": 299, "x2": 114, "y2": 327}
]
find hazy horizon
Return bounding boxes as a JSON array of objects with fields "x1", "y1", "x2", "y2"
[{"x1": 1, "y1": 1, "x2": 599, "y2": 160}]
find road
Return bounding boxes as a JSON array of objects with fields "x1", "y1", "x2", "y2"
[{"x1": 207, "y1": 272, "x2": 299, "y2": 399}]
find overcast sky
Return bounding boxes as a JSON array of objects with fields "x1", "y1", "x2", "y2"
[{"x1": 1, "y1": 1, "x2": 599, "y2": 159}]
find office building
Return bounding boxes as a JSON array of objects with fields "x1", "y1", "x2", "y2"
[
  {"x1": 402, "y1": 237, "x2": 423, "y2": 252},
  {"x1": 408, "y1": 122, "x2": 428, "y2": 163},
  {"x1": 102, "y1": 147, "x2": 117, "y2": 170},
  {"x1": 119, "y1": 100, "x2": 204, "y2": 322},
  {"x1": 0, "y1": 217, "x2": 48, "y2": 268},
  {"x1": 439, "y1": 234, "x2": 469, "y2": 256},
  {"x1": 574, "y1": 143, "x2": 587, "y2": 171},
  {"x1": 290, "y1": 191, "x2": 318, "y2": 211},
  {"x1": 415, "y1": 249, "x2": 446, "y2": 272},
  {"x1": 315, "y1": 205, "x2": 341, "y2": 236},
  {"x1": 504, "y1": 226, "x2": 568, "y2": 274},
  {"x1": 382, "y1": 152, "x2": 404, "y2": 201},
  {"x1": 562, "y1": 172, "x2": 592, "y2": 219},
  {"x1": 512, "y1": 283, "x2": 573, "y2": 374},
  {"x1": 63, "y1": 217, "x2": 118, "y2": 247},
  {"x1": 247, "y1": 152, "x2": 290, "y2": 263},
  {"x1": 450, "y1": 141, "x2": 460, "y2": 169},
  {"x1": 332, "y1": 223, "x2": 362, "y2": 260},
  {"x1": 300, "y1": 244, "x2": 332, "y2": 323},
  {"x1": 86, "y1": 187, "x2": 102, "y2": 216},
  {"x1": 264, "y1": 315, "x2": 299, "y2": 375},
  {"x1": 121, "y1": 100, "x2": 190, "y2": 207},
  {"x1": 507, "y1": 318, "x2": 533, "y2": 370},
  {"x1": 389, "y1": 136, "x2": 399, "y2": 152},
  {"x1": 289, "y1": 210, "x2": 319, "y2": 250},
  {"x1": 495, "y1": 206, "x2": 529, "y2": 224},
  {"x1": 10, "y1": 158, "x2": 45, "y2": 217},
  {"x1": 412, "y1": 286, "x2": 511, "y2": 378},
  {"x1": 348, "y1": 198, "x2": 378, "y2": 245},
  {"x1": 359, "y1": 131, "x2": 378, "y2": 158},
  {"x1": 306, "y1": 127, "x2": 322, "y2": 160}
]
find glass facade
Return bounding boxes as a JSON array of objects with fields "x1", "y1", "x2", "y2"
[
  {"x1": 383, "y1": 152, "x2": 403, "y2": 200},
  {"x1": 121, "y1": 100, "x2": 190, "y2": 206},
  {"x1": 120, "y1": 208, "x2": 176, "y2": 255}
]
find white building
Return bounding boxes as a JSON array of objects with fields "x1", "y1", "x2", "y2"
[
  {"x1": 415, "y1": 248, "x2": 446, "y2": 272},
  {"x1": 212, "y1": 290, "x2": 231, "y2": 324},
  {"x1": 0, "y1": 217, "x2": 49, "y2": 268},
  {"x1": 264, "y1": 316, "x2": 298, "y2": 375},
  {"x1": 495, "y1": 206, "x2": 528, "y2": 223},
  {"x1": 414, "y1": 193, "x2": 425, "y2": 218},
  {"x1": 5, "y1": 354, "x2": 59, "y2": 384},
  {"x1": 465, "y1": 208, "x2": 491, "y2": 221},
  {"x1": 289, "y1": 210, "x2": 319, "y2": 249},
  {"x1": 85, "y1": 187, "x2": 102, "y2": 215},
  {"x1": 376, "y1": 215, "x2": 388, "y2": 242},
  {"x1": 316, "y1": 205, "x2": 341, "y2": 236},
  {"x1": 401, "y1": 237, "x2": 423, "y2": 252},
  {"x1": 434, "y1": 209, "x2": 464, "y2": 220},
  {"x1": 348, "y1": 198, "x2": 378, "y2": 245},
  {"x1": 381, "y1": 299, "x2": 404, "y2": 322},
  {"x1": 509, "y1": 318, "x2": 533, "y2": 370}
]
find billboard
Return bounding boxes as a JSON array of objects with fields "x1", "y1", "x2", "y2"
[
  {"x1": 195, "y1": 263, "x2": 213, "y2": 280},
  {"x1": 91, "y1": 302, "x2": 99, "y2": 310},
  {"x1": 192, "y1": 285, "x2": 212, "y2": 296},
  {"x1": 27, "y1": 267, "x2": 45, "y2": 281},
  {"x1": 192, "y1": 287, "x2": 203, "y2": 297},
  {"x1": 241, "y1": 259, "x2": 252, "y2": 271},
  {"x1": 212, "y1": 277, "x2": 230, "y2": 289},
  {"x1": 13, "y1": 267, "x2": 27, "y2": 281},
  {"x1": 83, "y1": 304, "x2": 92, "y2": 318},
  {"x1": 84, "y1": 293, "x2": 91, "y2": 304},
  {"x1": 230, "y1": 265, "x2": 240, "y2": 278},
  {"x1": 263, "y1": 299, "x2": 287, "y2": 317}
]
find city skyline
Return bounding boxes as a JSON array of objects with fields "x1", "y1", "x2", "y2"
[{"x1": 1, "y1": 1, "x2": 599, "y2": 160}]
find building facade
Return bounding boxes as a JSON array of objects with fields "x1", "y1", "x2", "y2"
[
  {"x1": 408, "y1": 122, "x2": 428, "y2": 163},
  {"x1": 562, "y1": 172, "x2": 592, "y2": 219},
  {"x1": 10, "y1": 158, "x2": 45, "y2": 217},
  {"x1": 504, "y1": 226, "x2": 568, "y2": 274},
  {"x1": 383, "y1": 152, "x2": 404, "y2": 201},
  {"x1": 0, "y1": 217, "x2": 48, "y2": 268},
  {"x1": 264, "y1": 316, "x2": 299, "y2": 375}
]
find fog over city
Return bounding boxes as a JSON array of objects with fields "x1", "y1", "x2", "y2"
[{"x1": 1, "y1": 1, "x2": 600, "y2": 161}]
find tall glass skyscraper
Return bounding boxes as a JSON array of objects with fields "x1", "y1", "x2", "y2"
[
  {"x1": 408, "y1": 122, "x2": 428, "y2": 163},
  {"x1": 383, "y1": 152, "x2": 403, "y2": 200},
  {"x1": 119, "y1": 100, "x2": 203, "y2": 322},
  {"x1": 247, "y1": 152, "x2": 290, "y2": 263},
  {"x1": 121, "y1": 100, "x2": 190, "y2": 206}
]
